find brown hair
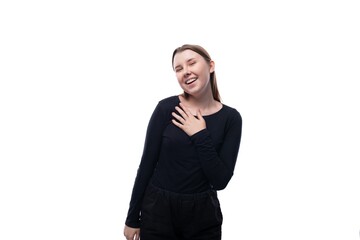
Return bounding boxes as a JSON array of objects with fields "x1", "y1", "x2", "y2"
[{"x1": 172, "y1": 44, "x2": 221, "y2": 102}]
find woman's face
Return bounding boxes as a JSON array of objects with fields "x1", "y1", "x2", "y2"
[{"x1": 173, "y1": 49, "x2": 214, "y2": 97}]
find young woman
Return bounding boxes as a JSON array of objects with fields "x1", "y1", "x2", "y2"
[{"x1": 123, "y1": 44, "x2": 242, "y2": 240}]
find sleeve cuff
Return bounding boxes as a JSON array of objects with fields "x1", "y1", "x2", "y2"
[
  {"x1": 125, "y1": 218, "x2": 140, "y2": 228},
  {"x1": 190, "y1": 129, "x2": 210, "y2": 144}
]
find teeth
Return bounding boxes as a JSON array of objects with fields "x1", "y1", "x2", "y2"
[{"x1": 186, "y1": 78, "x2": 196, "y2": 84}]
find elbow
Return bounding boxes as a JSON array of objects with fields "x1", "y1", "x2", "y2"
[
  {"x1": 213, "y1": 182, "x2": 228, "y2": 191},
  {"x1": 211, "y1": 173, "x2": 233, "y2": 190}
]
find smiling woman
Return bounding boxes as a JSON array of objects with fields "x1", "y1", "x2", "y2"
[
  {"x1": 123, "y1": 44, "x2": 242, "y2": 240},
  {"x1": 172, "y1": 44, "x2": 221, "y2": 104}
]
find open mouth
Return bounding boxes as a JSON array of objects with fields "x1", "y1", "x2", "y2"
[{"x1": 185, "y1": 78, "x2": 197, "y2": 85}]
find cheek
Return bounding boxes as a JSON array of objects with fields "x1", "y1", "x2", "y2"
[{"x1": 175, "y1": 73, "x2": 183, "y2": 83}]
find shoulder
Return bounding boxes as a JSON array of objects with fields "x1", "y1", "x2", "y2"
[
  {"x1": 222, "y1": 104, "x2": 242, "y2": 120},
  {"x1": 150, "y1": 95, "x2": 179, "y2": 118},
  {"x1": 157, "y1": 95, "x2": 180, "y2": 109},
  {"x1": 218, "y1": 104, "x2": 242, "y2": 130},
  {"x1": 218, "y1": 105, "x2": 242, "y2": 135}
]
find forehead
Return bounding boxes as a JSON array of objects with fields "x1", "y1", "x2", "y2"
[{"x1": 173, "y1": 49, "x2": 202, "y2": 64}]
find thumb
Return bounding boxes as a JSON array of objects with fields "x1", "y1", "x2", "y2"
[{"x1": 197, "y1": 109, "x2": 204, "y2": 120}]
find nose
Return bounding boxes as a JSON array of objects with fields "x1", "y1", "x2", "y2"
[{"x1": 183, "y1": 66, "x2": 191, "y2": 77}]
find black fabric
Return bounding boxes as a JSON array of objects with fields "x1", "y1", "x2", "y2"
[
  {"x1": 126, "y1": 95, "x2": 242, "y2": 228},
  {"x1": 140, "y1": 184, "x2": 222, "y2": 240}
]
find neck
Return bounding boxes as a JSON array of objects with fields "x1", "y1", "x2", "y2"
[{"x1": 182, "y1": 89, "x2": 217, "y2": 112}]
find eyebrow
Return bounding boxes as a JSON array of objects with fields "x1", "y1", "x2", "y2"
[{"x1": 174, "y1": 58, "x2": 196, "y2": 69}]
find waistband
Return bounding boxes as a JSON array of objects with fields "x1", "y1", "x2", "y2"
[{"x1": 147, "y1": 183, "x2": 217, "y2": 201}]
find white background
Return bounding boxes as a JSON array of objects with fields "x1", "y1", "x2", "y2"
[{"x1": 1, "y1": 0, "x2": 360, "y2": 239}]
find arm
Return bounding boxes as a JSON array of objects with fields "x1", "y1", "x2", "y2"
[
  {"x1": 172, "y1": 104, "x2": 242, "y2": 190},
  {"x1": 125, "y1": 102, "x2": 167, "y2": 228},
  {"x1": 190, "y1": 110, "x2": 242, "y2": 190},
  {"x1": 123, "y1": 225, "x2": 140, "y2": 240}
]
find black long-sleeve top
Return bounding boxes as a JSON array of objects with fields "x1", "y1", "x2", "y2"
[{"x1": 125, "y1": 95, "x2": 242, "y2": 228}]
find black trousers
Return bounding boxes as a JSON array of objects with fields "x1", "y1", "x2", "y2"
[{"x1": 140, "y1": 184, "x2": 223, "y2": 240}]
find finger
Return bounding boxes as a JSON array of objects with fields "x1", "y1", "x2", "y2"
[
  {"x1": 179, "y1": 103, "x2": 193, "y2": 117},
  {"x1": 172, "y1": 112, "x2": 185, "y2": 123},
  {"x1": 197, "y1": 109, "x2": 204, "y2": 120},
  {"x1": 175, "y1": 106, "x2": 188, "y2": 119},
  {"x1": 172, "y1": 119, "x2": 183, "y2": 128}
]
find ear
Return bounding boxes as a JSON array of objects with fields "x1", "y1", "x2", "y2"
[{"x1": 209, "y1": 60, "x2": 215, "y2": 73}]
